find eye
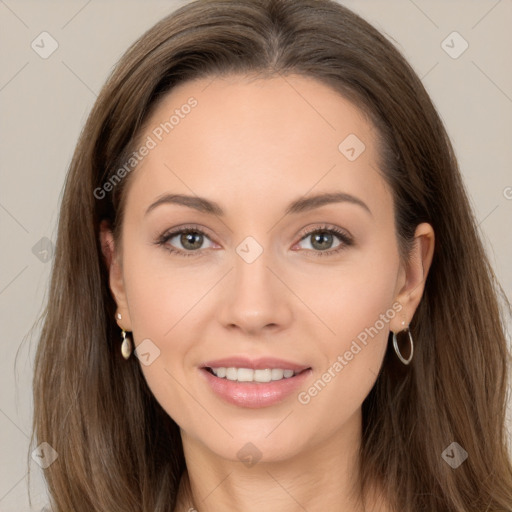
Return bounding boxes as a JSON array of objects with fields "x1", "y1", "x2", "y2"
[
  {"x1": 294, "y1": 224, "x2": 353, "y2": 257},
  {"x1": 155, "y1": 223, "x2": 353, "y2": 258},
  {"x1": 155, "y1": 225, "x2": 216, "y2": 257}
]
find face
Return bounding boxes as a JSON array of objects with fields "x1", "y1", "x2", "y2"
[{"x1": 104, "y1": 73, "x2": 432, "y2": 464}]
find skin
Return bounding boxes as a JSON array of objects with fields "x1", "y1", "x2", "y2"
[{"x1": 101, "y1": 74, "x2": 434, "y2": 512}]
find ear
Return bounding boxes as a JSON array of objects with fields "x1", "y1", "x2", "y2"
[
  {"x1": 391, "y1": 222, "x2": 435, "y2": 331},
  {"x1": 99, "y1": 220, "x2": 132, "y2": 331}
]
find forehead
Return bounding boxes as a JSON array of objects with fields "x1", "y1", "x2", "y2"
[
  {"x1": 144, "y1": 72, "x2": 375, "y2": 156},
  {"x1": 124, "y1": 73, "x2": 388, "y2": 217}
]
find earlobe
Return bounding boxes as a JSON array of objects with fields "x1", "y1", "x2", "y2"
[
  {"x1": 392, "y1": 222, "x2": 435, "y2": 330},
  {"x1": 99, "y1": 220, "x2": 132, "y2": 330}
]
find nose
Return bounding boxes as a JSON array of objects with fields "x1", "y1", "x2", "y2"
[{"x1": 216, "y1": 244, "x2": 293, "y2": 336}]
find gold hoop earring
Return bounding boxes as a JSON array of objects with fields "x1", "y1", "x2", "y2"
[
  {"x1": 121, "y1": 329, "x2": 132, "y2": 360},
  {"x1": 392, "y1": 326, "x2": 414, "y2": 365}
]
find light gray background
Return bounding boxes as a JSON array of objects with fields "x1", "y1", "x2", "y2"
[{"x1": 1, "y1": 1, "x2": 511, "y2": 510}]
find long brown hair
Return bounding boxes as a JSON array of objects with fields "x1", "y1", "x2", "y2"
[{"x1": 31, "y1": 0, "x2": 512, "y2": 510}]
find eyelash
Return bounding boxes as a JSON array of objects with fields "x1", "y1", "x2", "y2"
[{"x1": 154, "y1": 223, "x2": 353, "y2": 258}]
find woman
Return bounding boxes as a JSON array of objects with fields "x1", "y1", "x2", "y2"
[{"x1": 31, "y1": 0, "x2": 512, "y2": 510}]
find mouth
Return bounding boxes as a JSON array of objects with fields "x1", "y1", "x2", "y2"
[
  {"x1": 202, "y1": 366, "x2": 311, "y2": 383},
  {"x1": 199, "y1": 362, "x2": 313, "y2": 408}
]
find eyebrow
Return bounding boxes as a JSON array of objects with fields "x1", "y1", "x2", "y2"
[{"x1": 145, "y1": 191, "x2": 372, "y2": 217}]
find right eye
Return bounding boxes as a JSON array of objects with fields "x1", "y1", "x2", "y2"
[{"x1": 155, "y1": 225, "x2": 217, "y2": 257}]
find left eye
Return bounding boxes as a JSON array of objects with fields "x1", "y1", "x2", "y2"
[{"x1": 294, "y1": 227, "x2": 353, "y2": 255}]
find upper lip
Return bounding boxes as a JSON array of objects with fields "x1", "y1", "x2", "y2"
[{"x1": 201, "y1": 356, "x2": 311, "y2": 372}]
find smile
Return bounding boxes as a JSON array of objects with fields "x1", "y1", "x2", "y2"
[
  {"x1": 206, "y1": 367, "x2": 304, "y2": 382},
  {"x1": 200, "y1": 366, "x2": 313, "y2": 408}
]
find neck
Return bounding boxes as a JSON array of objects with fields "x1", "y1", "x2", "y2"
[{"x1": 173, "y1": 410, "x2": 388, "y2": 512}]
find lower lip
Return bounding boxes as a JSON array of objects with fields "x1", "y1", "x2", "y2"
[{"x1": 200, "y1": 367, "x2": 313, "y2": 408}]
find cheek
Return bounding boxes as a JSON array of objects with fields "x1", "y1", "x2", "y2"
[
  {"x1": 121, "y1": 240, "x2": 206, "y2": 337},
  {"x1": 296, "y1": 248, "x2": 399, "y2": 427},
  {"x1": 121, "y1": 245, "x2": 202, "y2": 424},
  {"x1": 304, "y1": 240, "x2": 400, "y2": 347},
  {"x1": 307, "y1": 275, "x2": 395, "y2": 403}
]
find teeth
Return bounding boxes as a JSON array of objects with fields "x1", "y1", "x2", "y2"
[{"x1": 210, "y1": 367, "x2": 300, "y2": 382}]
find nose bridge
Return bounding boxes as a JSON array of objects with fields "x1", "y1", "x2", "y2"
[
  {"x1": 216, "y1": 233, "x2": 292, "y2": 333},
  {"x1": 232, "y1": 235, "x2": 278, "y2": 304}
]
